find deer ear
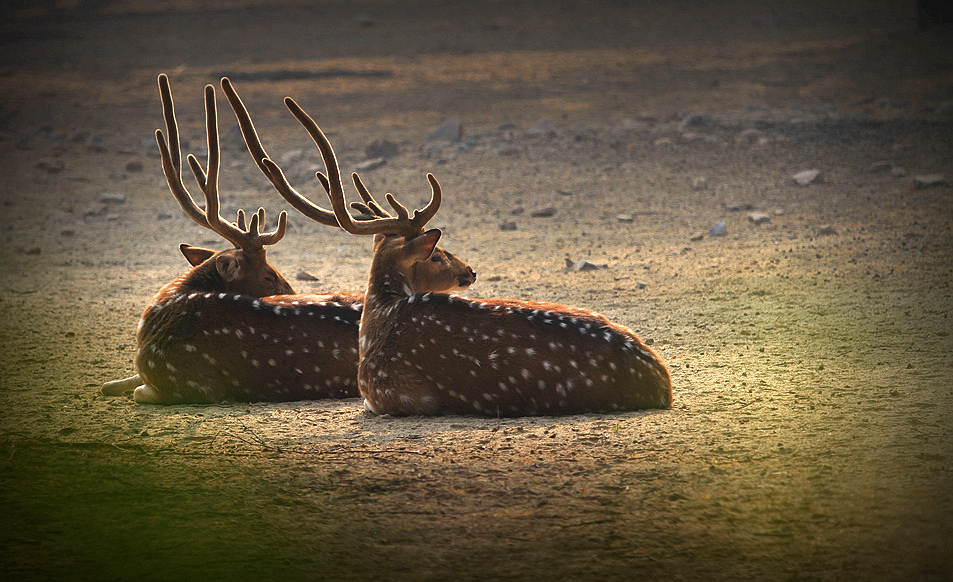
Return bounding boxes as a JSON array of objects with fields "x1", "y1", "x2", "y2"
[
  {"x1": 406, "y1": 228, "x2": 441, "y2": 262},
  {"x1": 215, "y1": 253, "x2": 243, "y2": 282},
  {"x1": 179, "y1": 243, "x2": 216, "y2": 266}
]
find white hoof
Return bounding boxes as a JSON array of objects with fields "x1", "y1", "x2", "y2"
[
  {"x1": 133, "y1": 385, "x2": 161, "y2": 404},
  {"x1": 363, "y1": 398, "x2": 379, "y2": 415}
]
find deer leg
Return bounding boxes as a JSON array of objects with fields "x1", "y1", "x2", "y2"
[{"x1": 101, "y1": 374, "x2": 143, "y2": 396}]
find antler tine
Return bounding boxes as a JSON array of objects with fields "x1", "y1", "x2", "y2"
[
  {"x1": 350, "y1": 172, "x2": 389, "y2": 217},
  {"x1": 155, "y1": 74, "x2": 212, "y2": 229},
  {"x1": 220, "y1": 77, "x2": 339, "y2": 227},
  {"x1": 283, "y1": 96, "x2": 441, "y2": 237}
]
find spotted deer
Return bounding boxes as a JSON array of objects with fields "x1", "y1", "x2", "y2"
[
  {"x1": 102, "y1": 74, "x2": 365, "y2": 403},
  {"x1": 262, "y1": 96, "x2": 672, "y2": 416},
  {"x1": 102, "y1": 75, "x2": 474, "y2": 404}
]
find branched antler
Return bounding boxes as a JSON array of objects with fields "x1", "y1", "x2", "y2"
[{"x1": 155, "y1": 74, "x2": 286, "y2": 254}]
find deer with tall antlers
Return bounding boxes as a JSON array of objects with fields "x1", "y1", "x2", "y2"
[
  {"x1": 103, "y1": 75, "x2": 474, "y2": 404},
  {"x1": 259, "y1": 96, "x2": 672, "y2": 416}
]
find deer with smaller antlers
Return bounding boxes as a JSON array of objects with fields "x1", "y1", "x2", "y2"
[
  {"x1": 258, "y1": 96, "x2": 672, "y2": 416},
  {"x1": 103, "y1": 75, "x2": 474, "y2": 404}
]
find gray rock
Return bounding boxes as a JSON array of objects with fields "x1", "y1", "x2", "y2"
[
  {"x1": 296, "y1": 271, "x2": 319, "y2": 282},
  {"x1": 710, "y1": 220, "x2": 728, "y2": 236},
  {"x1": 427, "y1": 118, "x2": 463, "y2": 142},
  {"x1": 530, "y1": 206, "x2": 557, "y2": 218},
  {"x1": 499, "y1": 221, "x2": 518, "y2": 231},
  {"x1": 616, "y1": 213, "x2": 634, "y2": 223},
  {"x1": 691, "y1": 177, "x2": 708, "y2": 190}
]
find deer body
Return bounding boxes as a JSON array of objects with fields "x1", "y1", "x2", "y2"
[
  {"x1": 357, "y1": 235, "x2": 670, "y2": 416},
  {"x1": 135, "y1": 273, "x2": 362, "y2": 404}
]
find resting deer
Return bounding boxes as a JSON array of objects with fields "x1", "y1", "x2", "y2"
[
  {"x1": 261, "y1": 96, "x2": 672, "y2": 416},
  {"x1": 103, "y1": 75, "x2": 474, "y2": 404}
]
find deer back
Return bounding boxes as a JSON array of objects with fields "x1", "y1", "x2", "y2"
[
  {"x1": 136, "y1": 278, "x2": 363, "y2": 403},
  {"x1": 358, "y1": 291, "x2": 671, "y2": 416}
]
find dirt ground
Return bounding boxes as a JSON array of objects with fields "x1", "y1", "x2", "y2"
[{"x1": 1, "y1": 0, "x2": 952, "y2": 580}]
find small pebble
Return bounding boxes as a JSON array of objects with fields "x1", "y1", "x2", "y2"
[
  {"x1": 531, "y1": 206, "x2": 556, "y2": 218},
  {"x1": 616, "y1": 214, "x2": 634, "y2": 223},
  {"x1": 100, "y1": 192, "x2": 127, "y2": 204},
  {"x1": 891, "y1": 166, "x2": 907, "y2": 177},
  {"x1": 691, "y1": 177, "x2": 707, "y2": 190},
  {"x1": 793, "y1": 169, "x2": 820, "y2": 186},
  {"x1": 726, "y1": 202, "x2": 753, "y2": 212},
  {"x1": 499, "y1": 221, "x2": 517, "y2": 231},
  {"x1": 748, "y1": 212, "x2": 771, "y2": 224},
  {"x1": 913, "y1": 174, "x2": 947, "y2": 188},
  {"x1": 565, "y1": 259, "x2": 607, "y2": 272},
  {"x1": 817, "y1": 225, "x2": 838, "y2": 236},
  {"x1": 354, "y1": 158, "x2": 386, "y2": 172}
]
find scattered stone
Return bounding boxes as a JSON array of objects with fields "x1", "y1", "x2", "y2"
[
  {"x1": 83, "y1": 205, "x2": 105, "y2": 217},
  {"x1": 365, "y1": 138, "x2": 400, "y2": 159},
  {"x1": 60, "y1": 228, "x2": 75, "y2": 237},
  {"x1": 726, "y1": 202, "x2": 754, "y2": 212},
  {"x1": 556, "y1": 189, "x2": 573, "y2": 196},
  {"x1": 710, "y1": 220, "x2": 728, "y2": 236},
  {"x1": 635, "y1": 280, "x2": 649, "y2": 289},
  {"x1": 616, "y1": 213, "x2": 634, "y2": 223},
  {"x1": 125, "y1": 158, "x2": 144, "y2": 173},
  {"x1": 679, "y1": 112, "x2": 714, "y2": 130},
  {"x1": 526, "y1": 119, "x2": 558, "y2": 138},
  {"x1": 499, "y1": 221, "x2": 518, "y2": 231},
  {"x1": 735, "y1": 128, "x2": 766, "y2": 144},
  {"x1": 36, "y1": 159, "x2": 64, "y2": 173},
  {"x1": 792, "y1": 169, "x2": 820, "y2": 186},
  {"x1": 891, "y1": 166, "x2": 907, "y2": 177},
  {"x1": 748, "y1": 212, "x2": 771, "y2": 224},
  {"x1": 530, "y1": 206, "x2": 557, "y2": 218},
  {"x1": 100, "y1": 192, "x2": 127, "y2": 204},
  {"x1": 426, "y1": 118, "x2": 462, "y2": 142},
  {"x1": 295, "y1": 270, "x2": 319, "y2": 282},
  {"x1": 913, "y1": 174, "x2": 947, "y2": 188},
  {"x1": 565, "y1": 258, "x2": 607, "y2": 272},
  {"x1": 691, "y1": 177, "x2": 707, "y2": 191},
  {"x1": 817, "y1": 225, "x2": 838, "y2": 236},
  {"x1": 354, "y1": 158, "x2": 386, "y2": 172},
  {"x1": 689, "y1": 232, "x2": 704, "y2": 242},
  {"x1": 157, "y1": 212, "x2": 173, "y2": 220}
]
